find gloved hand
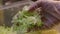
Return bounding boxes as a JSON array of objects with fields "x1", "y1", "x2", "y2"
[{"x1": 28, "y1": 0, "x2": 60, "y2": 29}]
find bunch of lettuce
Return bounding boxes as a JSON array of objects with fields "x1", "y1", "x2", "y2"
[{"x1": 12, "y1": 6, "x2": 43, "y2": 34}]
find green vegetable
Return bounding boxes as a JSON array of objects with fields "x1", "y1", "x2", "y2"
[
  {"x1": 0, "y1": 26, "x2": 17, "y2": 34},
  {"x1": 12, "y1": 6, "x2": 43, "y2": 34}
]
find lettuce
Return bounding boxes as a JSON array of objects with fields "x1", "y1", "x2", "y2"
[{"x1": 12, "y1": 6, "x2": 43, "y2": 34}]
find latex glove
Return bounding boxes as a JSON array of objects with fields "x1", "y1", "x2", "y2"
[{"x1": 28, "y1": 0, "x2": 60, "y2": 29}]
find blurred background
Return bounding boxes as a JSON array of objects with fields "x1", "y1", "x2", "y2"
[{"x1": 0, "y1": 0, "x2": 60, "y2": 34}]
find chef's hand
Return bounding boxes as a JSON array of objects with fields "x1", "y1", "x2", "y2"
[
  {"x1": 28, "y1": 0, "x2": 55, "y2": 11},
  {"x1": 28, "y1": 0, "x2": 60, "y2": 29},
  {"x1": 28, "y1": 0, "x2": 60, "y2": 21}
]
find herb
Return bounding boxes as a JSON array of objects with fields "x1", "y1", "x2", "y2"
[{"x1": 12, "y1": 6, "x2": 43, "y2": 34}]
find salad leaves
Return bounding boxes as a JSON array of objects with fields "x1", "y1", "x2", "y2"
[{"x1": 12, "y1": 6, "x2": 43, "y2": 34}]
